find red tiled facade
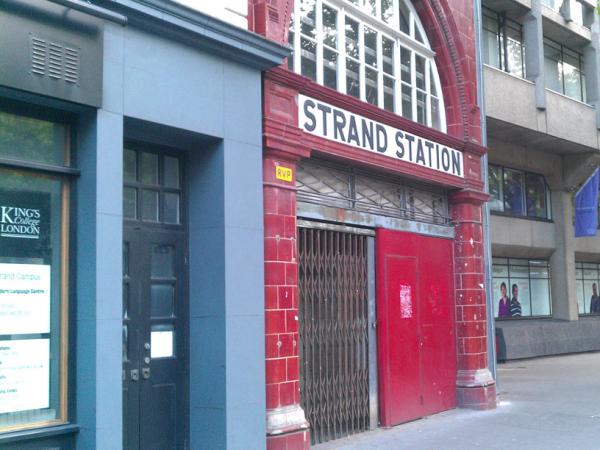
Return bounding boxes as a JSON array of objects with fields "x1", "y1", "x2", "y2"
[{"x1": 250, "y1": 0, "x2": 496, "y2": 447}]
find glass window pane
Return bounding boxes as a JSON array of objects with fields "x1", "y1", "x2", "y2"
[
  {"x1": 300, "y1": 0, "x2": 316, "y2": 38},
  {"x1": 151, "y1": 245, "x2": 174, "y2": 278},
  {"x1": 123, "y1": 243, "x2": 130, "y2": 277},
  {"x1": 577, "y1": 279, "x2": 586, "y2": 314},
  {"x1": 526, "y1": 173, "x2": 548, "y2": 218},
  {"x1": 142, "y1": 190, "x2": 159, "y2": 222},
  {"x1": 530, "y1": 279, "x2": 551, "y2": 316},
  {"x1": 123, "y1": 324, "x2": 128, "y2": 361},
  {"x1": 382, "y1": 0, "x2": 394, "y2": 24},
  {"x1": 416, "y1": 90, "x2": 426, "y2": 125},
  {"x1": 345, "y1": 17, "x2": 359, "y2": 60},
  {"x1": 123, "y1": 283, "x2": 129, "y2": 318},
  {"x1": 124, "y1": 187, "x2": 137, "y2": 219},
  {"x1": 431, "y1": 97, "x2": 441, "y2": 130},
  {"x1": 563, "y1": 62, "x2": 582, "y2": 101},
  {"x1": 400, "y1": 47, "x2": 411, "y2": 83},
  {"x1": 364, "y1": 27, "x2": 377, "y2": 68},
  {"x1": 323, "y1": 48, "x2": 338, "y2": 90},
  {"x1": 506, "y1": 37, "x2": 524, "y2": 77},
  {"x1": 124, "y1": 149, "x2": 137, "y2": 182},
  {"x1": 503, "y1": 168, "x2": 525, "y2": 215},
  {"x1": 322, "y1": 5, "x2": 337, "y2": 49},
  {"x1": 509, "y1": 264, "x2": 529, "y2": 278},
  {"x1": 511, "y1": 280, "x2": 531, "y2": 317},
  {"x1": 365, "y1": 68, "x2": 378, "y2": 106},
  {"x1": 300, "y1": 38, "x2": 317, "y2": 81},
  {"x1": 0, "y1": 169, "x2": 66, "y2": 429},
  {"x1": 164, "y1": 193, "x2": 180, "y2": 225},
  {"x1": 346, "y1": 59, "x2": 360, "y2": 99},
  {"x1": 151, "y1": 284, "x2": 175, "y2": 318},
  {"x1": 141, "y1": 152, "x2": 158, "y2": 185},
  {"x1": 544, "y1": 41, "x2": 563, "y2": 93},
  {"x1": 0, "y1": 110, "x2": 67, "y2": 166},
  {"x1": 399, "y1": 0, "x2": 410, "y2": 34},
  {"x1": 415, "y1": 55, "x2": 426, "y2": 90},
  {"x1": 151, "y1": 324, "x2": 174, "y2": 358},
  {"x1": 488, "y1": 165, "x2": 503, "y2": 211},
  {"x1": 401, "y1": 84, "x2": 412, "y2": 120},
  {"x1": 493, "y1": 277, "x2": 510, "y2": 318},
  {"x1": 164, "y1": 156, "x2": 180, "y2": 189},
  {"x1": 382, "y1": 37, "x2": 394, "y2": 76},
  {"x1": 384, "y1": 76, "x2": 395, "y2": 112},
  {"x1": 492, "y1": 264, "x2": 509, "y2": 278}
]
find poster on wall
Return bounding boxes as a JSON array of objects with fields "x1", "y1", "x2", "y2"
[
  {"x1": 0, "y1": 339, "x2": 50, "y2": 414},
  {"x1": 0, "y1": 263, "x2": 51, "y2": 334}
]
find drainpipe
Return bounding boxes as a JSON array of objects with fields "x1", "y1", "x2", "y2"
[{"x1": 473, "y1": 0, "x2": 497, "y2": 383}]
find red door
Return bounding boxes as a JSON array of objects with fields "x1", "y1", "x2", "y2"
[{"x1": 376, "y1": 228, "x2": 456, "y2": 427}]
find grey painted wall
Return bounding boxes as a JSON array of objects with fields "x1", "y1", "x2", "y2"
[{"x1": 59, "y1": 17, "x2": 269, "y2": 450}]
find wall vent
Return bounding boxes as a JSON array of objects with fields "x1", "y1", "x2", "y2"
[{"x1": 30, "y1": 35, "x2": 79, "y2": 84}]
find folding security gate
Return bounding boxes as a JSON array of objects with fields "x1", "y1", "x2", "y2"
[{"x1": 298, "y1": 224, "x2": 377, "y2": 445}]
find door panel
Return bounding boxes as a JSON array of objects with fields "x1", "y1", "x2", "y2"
[
  {"x1": 376, "y1": 228, "x2": 455, "y2": 427},
  {"x1": 123, "y1": 228, "x2": 188, "y2": 450}
]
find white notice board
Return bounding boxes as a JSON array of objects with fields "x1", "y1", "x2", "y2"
[
  {"x1": 0, "y1": 263, "x2": 51, "y2": 334},
  {"x1": 0, "y1": 339, "x2": 50, "y2": 414}
]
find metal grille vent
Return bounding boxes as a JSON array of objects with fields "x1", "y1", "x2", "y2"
[
  {"x1": 297, "y1": 160, "x2": 451, "y2": 225},
  {"x1": 30, "y1": 36, "x2": 79, "y2": 84}
]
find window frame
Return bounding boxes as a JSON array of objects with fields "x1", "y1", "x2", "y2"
[
  {"x1": 288, "y1": 0, "x2": 446, "y2": 131},
  {"x1": 492, "y1": 257, "x2": 553, "y2": 320},
  {"x1": 482, "y1": 7, "x2": 526, "y2": 78},
  {"x1": 0, "y1": 102, "x2": 76, "y2": 434},
  {"x1": 575, "y1": 262, "x2": 600, "y2": 316},
  {"x1": 488, "y1": 164, "x2": 552, "y2": 221},
  {"x1": 543, "y1": 36, "x2": 586, "y2": 103}
]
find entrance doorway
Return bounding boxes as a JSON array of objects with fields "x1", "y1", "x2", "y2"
[
  {"x1": 376, "y1": 228, "x2": 456, "y2": 427},
  {"x1": 122, "y1": 146, "x2": 188, "y2": 450},
  {"x1": 297, "y1": 224, "x2": 378, "y2": 445}
]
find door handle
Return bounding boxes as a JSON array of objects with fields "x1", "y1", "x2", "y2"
[
  {"x1": 142, "y1": 367, "x2": 151, "y2": 380},
  {"x1": 130, "y1": 369, "x2": 139, "y2": 381}
]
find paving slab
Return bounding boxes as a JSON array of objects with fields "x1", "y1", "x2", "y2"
[{"x1": 314, "y1": 352, "x2": 600, "y2": 450}]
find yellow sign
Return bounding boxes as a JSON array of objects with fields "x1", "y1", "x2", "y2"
[{"x1": 276, "y1": 166, "x2": 293, "y2": 182}]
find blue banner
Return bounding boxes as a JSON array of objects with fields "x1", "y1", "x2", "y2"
[{"x1": 575, "y1": 168, "x2": 600, "y2": 237}]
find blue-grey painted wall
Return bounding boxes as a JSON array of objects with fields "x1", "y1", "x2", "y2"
[{"x1": 1, "y1": 7, "x2": 271, "y2": 449}]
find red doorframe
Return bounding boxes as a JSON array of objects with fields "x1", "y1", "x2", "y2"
[{"x1": 376, "y1": 228, "x2": 456, "y2": 427}]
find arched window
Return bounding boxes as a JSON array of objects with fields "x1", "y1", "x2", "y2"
[{"x1": 288, "y1": 0, "x2": 446, "y2": 131}]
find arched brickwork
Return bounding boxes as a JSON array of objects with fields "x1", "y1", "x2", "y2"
[{"x1": 249, "y1": 0, "x2": 481, "y2": 144}]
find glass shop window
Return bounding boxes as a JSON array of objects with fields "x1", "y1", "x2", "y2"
[
  {"x1": 482, "y1": 8, "x2": 526, "y2": 78},
  {"x1": 0, "y1": 107, "x2": 71, "y2": 432},
  {"x1": 488, "y1": 164, "x2": 551, "y2": 220},
  {"x1": 492, "y1": 258, "x2": 552, "y2": 319},
  {"x1": 543, "y1": 38, "x2": 586, "y2": 103},
  {"x1": 575, "y1": 262, "x2": 600, "y2": 315},
  {"x1": 288, "y1": 0, "x2": 446, "y2": 131}
]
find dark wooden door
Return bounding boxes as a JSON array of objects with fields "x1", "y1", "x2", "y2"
[
  {"x1": 122, "y1": 146, "x2": 188, "y2": 450},
  {"x1": 123, "y1": 227, "x2": 188, "y2": 450}
]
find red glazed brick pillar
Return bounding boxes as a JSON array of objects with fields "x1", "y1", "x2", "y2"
[
  {"x1": 450, "y1": 189, "x2": 496, "y2": 410},
  {"x1": 264, "y1": 155, "x2": 310, "y2": 450}
]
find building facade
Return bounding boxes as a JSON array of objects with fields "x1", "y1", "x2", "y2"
[
  {"x1": 0, "y1": 0, "x2": 287, "y2": 449},
  {"x1": 480, "y1": 0, "x2": 600, "y2": 360},
  {"x1": 251, "y1": 0, "x2": 497, "y2": 448}
]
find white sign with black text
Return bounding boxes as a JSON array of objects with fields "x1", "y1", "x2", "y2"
[
  {"x1": 0, "y1": 263, "x2": 51, "y2": 334},
  {"x1": 0, "y1": 339, "x2": 50, "y2": 414},
  {"x1": 298, "y1": 95, "x2": 464, "y2": 178}
]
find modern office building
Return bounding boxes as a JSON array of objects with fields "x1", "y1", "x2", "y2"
[
  {"x1": 480, "y1": 0, "x2": 600, "y2": 360},
  {"x1": 0, "y1": 0, "x2": 287, "y2": 449},
  {"x1": 252, "y1": 0, "x2": 496, "y2": 448}
]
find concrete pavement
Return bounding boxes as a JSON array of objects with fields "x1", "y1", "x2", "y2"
[{"x1": 315, "y1": 352, "x2": 600, "y2": 449}]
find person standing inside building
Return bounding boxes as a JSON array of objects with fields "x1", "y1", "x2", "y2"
[
  {"x1": 498, "y1": 282, "x2": 510, "y2": 318},
  {"x1": 510, "y1": 284, "x2": 522, "y2": 317},
  {"x1": 590, "y1": 283, "x2": 600, "y2": 314}
]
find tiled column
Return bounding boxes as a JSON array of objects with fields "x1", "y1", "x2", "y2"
[
  {"x1": 451, "y1": 190, "x2": 497, "y2": 410},
  {"x1": 264, "y1": 155, "x2": 310, "y2": 450}
]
